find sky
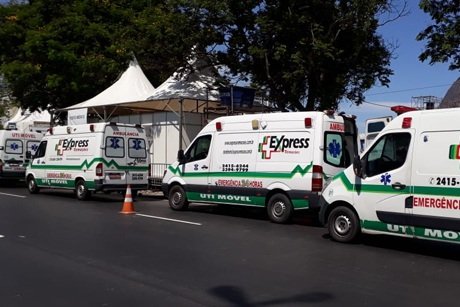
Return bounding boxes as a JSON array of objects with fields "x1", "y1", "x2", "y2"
[{"x1": 339, "y1": 1, "x2": 460, "y2": 131}]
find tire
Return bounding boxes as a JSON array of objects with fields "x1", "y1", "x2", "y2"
[
  {"x1": 328, "y1": 206, "x2": 360, "y2": 243},
  {"x1": 27, "y1": 176, "x2": 40, "y2": 194},
  {"x1": 75, "y1": 179, "x2": 91, "y2": 201},
  {"x1": 168, "y1": 185, "x2": 189, "y2": 210},
  {"x1": 267, "y1": 193, "x2": 293, "y2": 223}
]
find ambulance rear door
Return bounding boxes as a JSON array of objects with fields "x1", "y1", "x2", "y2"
[{"x1": 103, "y1": 124, "x2": 148, "y2": 187}]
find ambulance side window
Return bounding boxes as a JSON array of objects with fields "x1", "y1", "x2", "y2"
[
  {"x1": 185, "y1": 135, "x2": 212, "y2": 162},
  {"x1": 364, "y1": 132, "x2": 411, "y2": 177},
  {"x1": 5, "y1": 139, "x2": 23, "y2": 154},
  {"x1": 34, "y1": 141, "x2": 47, "y2": 158},
  {"x1": 105, "y1": 137, "x2": 125, "y2": 158}
]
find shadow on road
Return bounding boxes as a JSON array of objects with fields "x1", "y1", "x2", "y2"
[
  {"x1": 208, "y1": 285, "x2": 333, "y2": 306},
  {"x1": 322, "y1": 232, "x2": 460, "y2": 261},
  {"x1": 185, "y1": 203, "x2": 322, "y2": 227}
]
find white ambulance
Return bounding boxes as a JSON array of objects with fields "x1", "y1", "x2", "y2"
[
  {"x1": 0, "y1": 129, "x2": 43, "y2": 182},
  {"x1": 25, "y1": 122, "x2": 149, "y2": 200},
  {"x1": 320, "y1": 107, "x2": 460, "y2": 244},
  {"x1": 162, "y1": 111, "x2": 358, "y2": 223}
]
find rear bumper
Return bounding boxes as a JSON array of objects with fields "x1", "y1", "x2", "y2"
[
  {"x1": 94, "y1": 180, "x2": 148, "y2": 192},
  {"x1": 0, "y1": 171, "x2": 25, "y2": 180}
]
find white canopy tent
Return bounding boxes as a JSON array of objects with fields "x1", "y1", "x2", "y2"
[
  {"x1": 65, "y1": 57, "x2": 156, "y2": 123},
  {"x1": 5, "y1": 108, "x2": 51, "y2": 132}
]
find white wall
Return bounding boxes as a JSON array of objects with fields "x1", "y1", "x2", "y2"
[{"x1": 113, "y1": 111, "x2": 206, "y2": 166}]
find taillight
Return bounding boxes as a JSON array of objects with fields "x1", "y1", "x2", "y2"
[
  {"x1": 312, "y1": 165, "x2": 323, "y2": 192},
  {"x1": 148, "y1": 163, "x2": 152, "y2": 177},
  {"x1": 0, "y1": 159, "x2": 3, "y2": 172},
  {"x1": 402, "y1": 117, "x2": 412, "y2": 128},
  {"x1": 95, "y1": 162, "x2": 103, "y2": 176}
]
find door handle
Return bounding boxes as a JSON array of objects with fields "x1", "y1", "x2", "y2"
[
  {"x1": 391, "y1": 182, "x2": 406, "y2": 190},
  {"x1": 201, "y1": 165, "x2": 209, "y2": 170}
]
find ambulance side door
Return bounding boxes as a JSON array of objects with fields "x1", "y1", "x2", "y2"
[
  {"x1": 179, "y1": 134, "x2": 212, "y2": 200},
  {"x1": 354, "y1": 131, "x2": 414, "y2": 235},
  {"x1": 30, "y1": 140, "x2": 48, "y2": 185},
  {"x1": 411, "y1": 130, "x2": 460, "y2": 239}
]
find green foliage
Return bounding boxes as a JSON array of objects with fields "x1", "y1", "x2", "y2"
[
  {"x1": 0, "y1": 0, "x2": 399, "y2": 113},
  {"x1": 0, "y1": 0, "x2": 209, "y2": 111},
  {"x1": 417, "y1": 0, "x2": 460, "y2": 70},
  {"x1": 214, "y1": 0, "x2": 394, "y2": 111}
]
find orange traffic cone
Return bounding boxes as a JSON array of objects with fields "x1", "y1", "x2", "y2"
[{"x1": 120, "y1": 184, "x2": 136, "y2": 214}]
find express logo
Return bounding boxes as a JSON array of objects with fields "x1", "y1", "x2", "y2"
[
  {"x1": 258, "y1": 135, "x2": 310, "y2": 159},
  {"x1": 55, "y1": 138, "x2": 89, "y2": 155},
  {"x1": 449, "y1": 145, "x2": 460, "y2": 160}
]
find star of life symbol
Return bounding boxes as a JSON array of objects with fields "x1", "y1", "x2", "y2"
[
  {"x1": 110, "y1": 137, "x2": 120, "y2": 149},
  {"x1": 31, "y1": 143, "x2": 39, "y2": 152},
  {"x1": 132, "y1": 139, "x2": 142, "y2": 150},
  {"x1": 55, "y1": 140, "x2": 66, "y2": 156},
  {"x1": 258, "y1": 136, "x2": 280, "y2": 159},
  {"x1": 380, "y1": 173, "x2": 391, "y2": 185},
  {"x1": 328, "y1": 140, "x2": 341, "y2": 158},
  {"x1": 10, "y1": 142, "x2": 19, "y2": 151}
]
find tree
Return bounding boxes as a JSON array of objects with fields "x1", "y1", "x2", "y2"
[
  {"x1": 0, "y1": 0, "x2": 215, "y2": 111},
  {"x1": 213, "y1": 0, "x2": 404, "y2": 111},
  {"x1": 417, "y1": 0, "x2": 460, "y2": 70}
]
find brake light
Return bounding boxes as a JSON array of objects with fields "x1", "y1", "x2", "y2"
[
  {"x1": 312, "y1": 165, "x2": 323, "y2": 192},
  {"x1": 402, "y1": 117, "x2": 412, "y2": 128},
  {"x1": 95, "y1": 162, "x2": 103, "y2": 176},
  {"x1": 216, "y1": 122, "x2": 222, "y2": 131}
]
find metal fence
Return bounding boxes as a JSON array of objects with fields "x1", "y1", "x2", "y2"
[{"x1": 149, "y1": 163, "x2": 169, "y2": 188}]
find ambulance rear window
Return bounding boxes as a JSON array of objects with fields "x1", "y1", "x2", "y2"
[
  {"x1": 128, "y1": 138, "x2": 147, "y2": 158},
  {"x1": 27, "y1": 141, "x2": 40, "y2": 156},
  {"x1": 5, "y1": 139, "x2": 23, "y2": 154},
  {"x1": 324, "y1": 133, "x2": 345, "y2": 167},
  {"x1": 105, "y1": 137, "x2": 125, "y2": 158}
]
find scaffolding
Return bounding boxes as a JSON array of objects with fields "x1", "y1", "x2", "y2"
[{"x1": 411, "y1": 95, "x2": 441, "y2": 110}]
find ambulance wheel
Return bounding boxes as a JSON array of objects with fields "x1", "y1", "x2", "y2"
[
  {"x1": 267, "y1": 193, "x2": 293, "y2": 223},
  {"x1": 27, "y1": 176, "x2": 40, "y2": 194},
  {"x1": 168, "y1": 185, "x2": 188, "y2": 210},
  {"x1": 328, "y1": 206, "x2": 360, "y2": 243},
  {"x1": 75, "y1": 180, "x2": 91, "y2": 201}
]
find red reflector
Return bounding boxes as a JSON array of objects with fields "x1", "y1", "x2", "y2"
[
  {"x1": 95, "y1": 162, "x2": 103, "y2": 176},
  {"x1": 312, "y1": 165, "x2": 323, "y2": 192},
  {"x1": 90, "y1": 124, "x2": 95, "y2": 132},
  {"x1": 216, "y1": 122, "x2": 222, "y2": 131},
  {"x1": 305, "y1": 118, "x2": 312, "y2": 128},
  {"x1": 402, "y1": 117, "x2": 412, "y2": 128}
]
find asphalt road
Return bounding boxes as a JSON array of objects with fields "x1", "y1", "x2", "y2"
[{"x1": 1, "y1": 182, "x2": 459, "y2": 307}]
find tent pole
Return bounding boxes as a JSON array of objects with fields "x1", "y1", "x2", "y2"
[{"x1": 179, "y1": 98, "x2": 183, "y2": 150}]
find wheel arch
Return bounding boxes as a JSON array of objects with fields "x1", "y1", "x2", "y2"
[
  {"x1": 323, "y1": 200, "x2": 359, "y2": 226},
  {"x1": 265, "y1": 188, "x2": 291, "y2": 208}
]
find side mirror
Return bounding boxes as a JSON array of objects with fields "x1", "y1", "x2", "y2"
[
  {"x1": 26, "y1": 151, "x2": 32, "y2": 159},
  {"x1": 177, "y1": 149, "x2": 186, "y2": 164},
  {"x1": 353, "y1": 155, "x2": 363, "y2": 178}
]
